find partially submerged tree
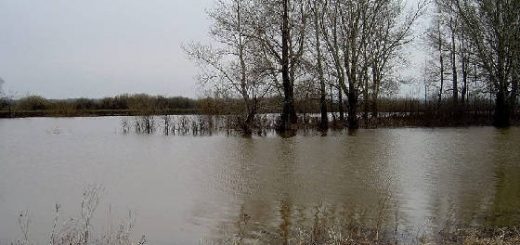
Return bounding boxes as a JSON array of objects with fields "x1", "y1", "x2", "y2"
[
  {"x1": 248, "y1": 0, "x2": 309, "y2": 131},
  {"x1": 307, "y1": 0, "x2": 329, "y2": 130},
  {"x1": 184, "y1": 0, "x2": 272, "y2": 135},
  {"x1": 186, "y1": 0, "x2": 438, "y2": 132},
  {"x1": 444, "y1": 0, "x2": 520, "y2": 127},
  {"x1": 365, "y1": 0, "x2": 424, "y2": 123},
  {"x1": 319, "y1": 0, "x2": 425, "y2": 128}
]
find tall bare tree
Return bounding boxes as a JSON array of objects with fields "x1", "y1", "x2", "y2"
[
  {"x1": 308, "y1": 0, "x2": 329, "y2": 130},
  {"x1": 425, "y1": 4, "x2": 448, "y2": 107},
  {"x1": 366, "y1": 0, "x2": 425, "y2": 122},
  {"x1": 459, "y1": 29, "x2": 470, "y2": 105},
  {"x1": 184, "y1": 0, "x2": 272, "y2": 135},
  {"x1": 247, "y1": 0, "x2": 309, "y2": 132},
  {"x1": 319, "y1": 0, "x2": 424, "y2": 129},
  {"x1": 448, "y1": 16, "x2": 459, "y2": 105},
  {"x1": 447, "y1": 0, "x2": 520, "y2": 127}
]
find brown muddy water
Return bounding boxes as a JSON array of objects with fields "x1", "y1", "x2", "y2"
[{"x1": 0, "y1": 117, "x2": 519, "y2": 244}]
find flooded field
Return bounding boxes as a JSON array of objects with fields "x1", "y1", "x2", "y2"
[{"x1": 0, "y1": 117, "x2": 519, "y2": 244}]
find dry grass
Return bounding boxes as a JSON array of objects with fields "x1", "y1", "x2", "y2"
[
  {"x1": 437, "y1": 227, "x2": 520, "y2": 245},
  {"x1": 9, "y1": 186, "x2": 519, "y2": 245},
  {"x1": 206, "y1": 196, "x2": 519, "y2": 245},
  {"x1": 10, "y1": 185, "x2": 146, "y2": 245}
]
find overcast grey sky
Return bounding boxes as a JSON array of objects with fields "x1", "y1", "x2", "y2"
[
  {"x1": 0, "y1": 0, "x2": 213, "y2": 99},
  {"x1": 0, "y1": 0, "x2": 429, "y2": 99}
]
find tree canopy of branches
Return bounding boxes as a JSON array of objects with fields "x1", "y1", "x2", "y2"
[
  {"x1": 314, "y1": 0, "x2": 425, "y2": 128},
  {"x1": 184, "y1": 0, "x2": 273, "y2": 134},
  {"x1": 248, "y1": 0, "x2": 309, "y2": 131},
  {"x1": 188, "y1": 0, "x2": 504, "y2": 132},
  {"x1": 430, "y1": 0, "x2": 520, "y2": 127}
]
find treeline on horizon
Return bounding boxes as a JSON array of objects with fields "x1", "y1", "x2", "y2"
[
  {"x1": 0, "y1": 93, "x2": 510, "y2": 125},
  {"x1": 0, "y1": 93, "x2": 420, "y2": 116},
  {"x1": 0, "y1": 94, "x2": 198, "y2": 117}
]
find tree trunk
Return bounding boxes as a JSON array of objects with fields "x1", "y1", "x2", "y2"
[
  {"x1": 347, "y1": 80, "x2": 359, "y2": 129},
  {"x1": 313, "y1": 1, "x2": 328, "y2": 131},
  {"x1": 371, "y1": 64, "x2": 379, "y2": 123},
  {"x1": 461, "y1": 52, "x2": 468, "y2": 105},
  {"x1": 338, "y1": 83, "x2": 345, "y2": 122},
  {"x1": 372, "y1": 94, "x2": 378, "y2": 125},
  {"x1": 510, "y1": 72, "x2": 518, "y2": 120},
  {"x1": 320, "y1": 88, "x2": 328, "y2": 130},
  {"x1": 494, "y1": 89, "x2": 510, "y2": 128},
  {"x1": 363, "y1": 77, "x2": 369, "y2": 123},
  {"x1": 243, "y1": 105, "x2": 257, "y2": 136},
  {"x1": 330, "y1": 83, "x2": 337, "y2": 124},
  {"x1": 280, "y1": 0, "x2": 297, "y2": 131},
  {"x1": 450, "y1": 18, "x2": 458, "y2": 106},
  {"x1": 437, "y1": 21, "x2": 444, "y2": 108}
]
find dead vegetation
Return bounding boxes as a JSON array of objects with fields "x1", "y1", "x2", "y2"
[{"x1": 10, "y1": 185, "x2": 146, "y2": 245}]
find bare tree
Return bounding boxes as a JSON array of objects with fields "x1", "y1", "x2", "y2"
[
  {"x1": 459, "y1": 28, "x2": 471, "y2": 105},
  {"x1": 425, "y1": 4, "x2": 448, "y2": 107},
  {"x1": 448, "y1": 15, "x2": 459, "y2": 105},
  {"x1": 247, "y1": 0, "x2": 309, "y2": 131},
  {"x1": 366, "y1": 0, "x2": 426, "y2": 123},
  {"x1": 445, "y1": 0, "x2": 520, "y2": 127},
  {"x1": 320, "y1": 0, "x2": 346, "y2": 125},
  {"x1": 308, "y1": 0, "x2": 328, "y2": 130},
  {"x1": 320, "y1": 0, "x2": 425, "y2": 129},
  {"x1": 426, "y1": 0, "x2": 487, "y2": 109},
  {"x1": 184, "y1": 0, "x2": 272, "y2": 135}
]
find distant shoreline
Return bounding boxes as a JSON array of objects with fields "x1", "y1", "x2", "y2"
[
  {"x1": 2, "y1": 94, "x2": 518, "y2": 130},
  {"x1": 2, "y1": 110, "x2": 519, "y2": 130},
  {"x1": 0, "y1": 109, "x2": 199, "y2": 119}
]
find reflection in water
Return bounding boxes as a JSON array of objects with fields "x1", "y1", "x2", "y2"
[
  {"x1": 488, "y1": 129, "x2": 520, "y2": 227},
  {"x1": 200, "y1": 128, "x2": 520, "y2": 244},
  {"x1": 0, "y1": 118, "x2": 519, "y2": 244},
  {"x1": 203, "y1": 133, "x2": 400, "y2": 243}
]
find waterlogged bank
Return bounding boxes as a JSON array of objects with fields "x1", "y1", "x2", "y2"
[{"x1": 0, "y1": 117, "x2": 519, "y2": 244}]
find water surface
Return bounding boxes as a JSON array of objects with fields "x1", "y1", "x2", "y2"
[{"x1": 0, "y1": 117, "x2": 519, "y2": 244}]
